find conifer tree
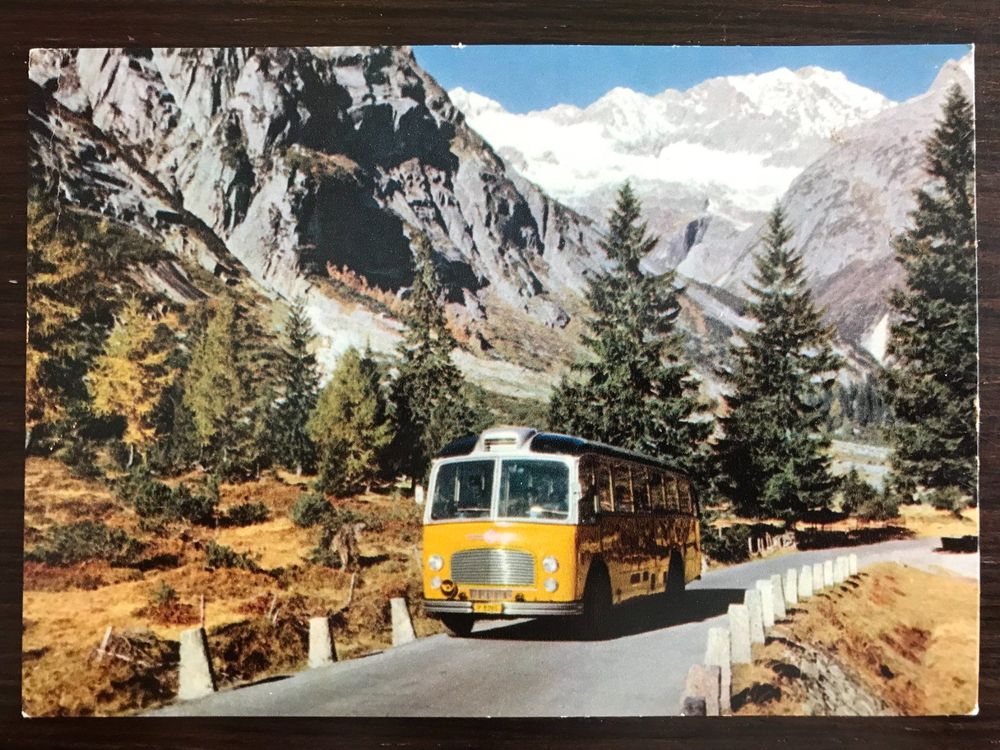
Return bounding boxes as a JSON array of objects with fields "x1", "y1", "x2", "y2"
[
  {"x1": 716, "y1": 206, "x2": 842, "y2": 521},
  {"x1": 308, "y1": 347, "x2": 392, "y2": 495},
  {"x1": 388, "y1": 233, "x2": 477, "y2": 482},
  {"x1": 183, "y1": 297, "x2": 274, "y2": 478},
  {"x1": 548, "y1": 183, "x2": 712, "y2": 475},
  {"x1": 88, "y1": 298, "x2": 175, "y2": 466},
  {"x1": 884, "y1": 84, "x2": 977, "y2": 500},
  {"x1": 271, "y1": 300, "x2": 319, "y2": 474}
]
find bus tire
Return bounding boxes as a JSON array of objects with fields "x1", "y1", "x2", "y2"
[
  {"x1": 577, "y1": 564, "x2": 613, "y2": 640},
  {"x1": 439, "y1": 614, "x2": 475, "y2": 637},
  {"x1": 662, "y1": 553, "x2": 686, "y2": 616}
]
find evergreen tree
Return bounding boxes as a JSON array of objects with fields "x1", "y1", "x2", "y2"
[
  {"x1": 884, "y1": 84, "x2": 977, "y2": 500},
  {"x1": 548, "y1": 183, "x2": 712, "y2": 476},
  {"x1": 271, "y1": 300, "x2": 319, "y2": 474},
  {"x1": 716, "y1": 206, "x2": 842, "y2": 521},
  {"x1": 388, "y1": 233, "x2": 477, "y2": 482},
  {"x1": 182, "y1": 297, "x2": 275, "y2": 478},
  {"x1": 88, "y1": 298, "x2": 175, "y2": 466},
  {"x1": 308, "y1": 347, "x2": 392, "y2": 495}
]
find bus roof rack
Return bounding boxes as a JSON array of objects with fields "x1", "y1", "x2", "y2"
[{"x1": 435, "y1": 427, "x2": 686, "y2": 475}]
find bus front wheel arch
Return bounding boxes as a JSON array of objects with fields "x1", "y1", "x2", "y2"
[{"x1": 576, "y1": 562, "x2": 613, "y2": 640}]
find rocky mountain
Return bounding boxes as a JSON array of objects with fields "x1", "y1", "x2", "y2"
[
  {"x1": 28, "y1": 46, "x2": 607, "y2": 397},
  {"x1": 675, "y1": 52, "x2": 975, "y2": 362}
]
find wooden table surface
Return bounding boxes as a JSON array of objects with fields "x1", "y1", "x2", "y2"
[{"x1": 0, "y1": 1, "x2": 996, "y2": 747}]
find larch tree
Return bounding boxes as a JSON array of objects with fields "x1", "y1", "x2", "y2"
[
  {"x1": 308, "y1": 347, "x2": 392, "y2": 495},
  {"x1": 715, "y1": 206, "x2": 842, "y2": 522},
  {"x1": 884, "y1": 84, "x2": 977, "y2": 501},
  {"x1": 271, "y1": 299, "x2": 319, "y2": 474},
  {"x1": 88, "y1": 298, "x2": 175, "y2": 466},
  {"x1": 548, "y1": 182, "x2": 712, "y2": 477},
  {"x1": 388, "y1": 233, "x2": 478, "y2": 483}
]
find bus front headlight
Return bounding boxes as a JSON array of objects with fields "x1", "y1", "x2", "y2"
[
  {"x1": 542, "y1": 555, "x2": 559, "y2": 573},
  {"x1": 428, "y1": 554, "x2": 443, "y2": 571},
  {"x1": 430, "y1": 576, "x2": 442, "y2": 589},
  {"x1": 544, "y1": 578, "x2": 558, "y2": 593}
]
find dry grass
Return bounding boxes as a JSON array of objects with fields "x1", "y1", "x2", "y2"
[
  {"x1": 22, "y1": 457, "x2": 441, "y2": 716},
  {"x1": 733, "y1": 562, "x2": 978, "y2": 716}
]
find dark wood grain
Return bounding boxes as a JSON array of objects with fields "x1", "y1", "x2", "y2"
[{"x1": 1, "y1": 2, "x2": 997, "y2": 747}]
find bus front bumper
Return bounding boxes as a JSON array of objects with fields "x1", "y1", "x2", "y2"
[{"x1": 422, "y1": 599, "x2": 583, "y2": 617}]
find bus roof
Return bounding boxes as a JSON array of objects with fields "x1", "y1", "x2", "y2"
[{"x1": 435, "y1": 427, "x2": 688, "y2": 476}]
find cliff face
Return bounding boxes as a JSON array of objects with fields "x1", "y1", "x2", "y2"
[{"x1": 29, "y1": 47, "x2": 605, "y2": 391}]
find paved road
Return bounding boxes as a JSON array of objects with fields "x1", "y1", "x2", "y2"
[{"x1": 151, "y1": 538, "x2": 977, "y2": 717}]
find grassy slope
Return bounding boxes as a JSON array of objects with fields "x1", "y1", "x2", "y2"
[{"x1": 22, "y1": 458, "x2": 439, "y2": 717}]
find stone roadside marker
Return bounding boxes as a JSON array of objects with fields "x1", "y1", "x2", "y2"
[
  {"x1": 798, "y1": 564, "x2": 813, "y2": 599},
  {"x1": 784, "y1": 567, "x2": 798, "y2": 607},
  {"x1": 391, "y1": 597, "x2": 417, "y2": 647},
  {"x1": 682, "y1": 664, "x2": 721, "y2": 717},
  {"x1": 744, "y1": 589, "x2": 765, "y2": 644},
  {"x1": 178, "y1": 627, "x2": 216, "y2": 700},
  {"x1": 728, "y1": 604, "x2": 752, "y2": 664},
  {"x1": 769, "y1": 573, "x2": 787, "y2": 620},
  {"x1": 812, "y1": 562, "x2": 824, "y2": 591},
  {"x1": 755, "y1": 579, "x2": 775, "y2": 629},
  {"x1": 704, "y1": 627, "x2": 731, "y2": 713},
  {"x1": 849, "y1": 553, "x2": 858, "y2": 576},
  {"x1": 836, "y1": 556, "x2": 848, "y2": 583},
  {"x1": 681, "y1": 696, "x2": 707, "y2": 716},
  {"x1": 308, "y1": 616, "x2": 336, "y2": 668},
  {"x1": 823, "y1": 559, "x2": 835, "y2": 588}
]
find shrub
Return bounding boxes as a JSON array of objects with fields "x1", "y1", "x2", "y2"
[
  {"x1": 150, "y1": 580, "x2": 178, "y2": 606},
  {"x1": 170, "y1": 480, "x2": 219, "y2": 526},
  {"x1": 115, "y1": 467, "x2": 219, "y2": 526},
  {"x1": 290, "y1": 491, "x2": 331, "y2": 528},
  {"x1": 840, "y1": 468, "x2": 877, "y2": 516},
  {"x1": 928, "y1": 486, "x2": 967, "y2": 518},
  {"x1": 701, "y1": 524, "x2": 752, "y2": 564},
  {"x1": 26, "y1": 521, "x2": 143, "y2": 566},
  {"x1": 203, "y1": 540, "x2": 260, "y2": 572},
  {"x1": 223, "y1": 502, "x2": 270, "y2": 527},
  {"x1": 858, "y1": 487, "x2": 900, "y2": 523}
]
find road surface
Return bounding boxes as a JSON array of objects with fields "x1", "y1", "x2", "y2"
[{"x1": 151, "y1": 537, "x2": 977, "y2": 717}]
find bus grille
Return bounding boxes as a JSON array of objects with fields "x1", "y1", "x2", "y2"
[{"x1": 450, "y1": 549, "x2": 535, "y2": 586}]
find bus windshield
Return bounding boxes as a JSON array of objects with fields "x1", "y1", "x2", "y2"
[
  {"x1": 498, "y1": 459, "x2": 569, "y2": 520},
  {"x1": 430, "y1": 460, "x2": 494, "y2": 520}
]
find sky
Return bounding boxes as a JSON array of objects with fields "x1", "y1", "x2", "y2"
[{"x1": 412, "y1": 45, "x2": 972, "y2": 113}]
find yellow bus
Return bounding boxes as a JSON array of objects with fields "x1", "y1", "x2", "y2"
[{"x1": 421, "y1": 427, "x2": 701, "y2": 637}]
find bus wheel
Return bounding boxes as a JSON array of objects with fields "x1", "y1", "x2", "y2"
[
  {"x1": 666, "y1": 556, "x2": 686, "y2": 599},
  {"x1": 578, "y1": 566, "x2": 613, "y2": 640},
  {"x1": 439, "y1": 614, "x2": 475, "y2": 637}
]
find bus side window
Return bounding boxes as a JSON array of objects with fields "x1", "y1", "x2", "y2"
[
  {"x1": 677, "y1": 479, "x2": 692, "y2": 513},
  {"x1": 597, "y1": 464, "x2": 614, "y2": 513},
  {"x1": 664, "y1": 475, "x2": 680, "y2": 512},
  {"x1": 578, "y1": 457, "x2": 598, "y2": 521},
  {"x1": 613, "y1": 464, "x2": 633, "y2": 513},
  {"x1": 648, "y1": 471, "x2": 665, "y2": 511},
  {"x1": 632, "y1": 466, "x2": 650, "y2": 511}
]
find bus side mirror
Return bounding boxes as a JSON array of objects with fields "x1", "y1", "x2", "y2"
[{"x1": 415, "y1": 484, "x2": 425, "y2": 507}]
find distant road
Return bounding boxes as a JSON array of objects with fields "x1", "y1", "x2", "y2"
[{"x1": 151, "y1": 537, "x2": 976, "y2": 717}]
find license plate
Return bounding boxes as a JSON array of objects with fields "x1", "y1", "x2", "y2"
[{"x1": 473, "y1": 602, "x2": 503, "y2": 614}]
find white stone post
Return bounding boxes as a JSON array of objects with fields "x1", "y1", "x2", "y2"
[
  {"x1": 798, "y1": 564, "x2": 813, "y2": 599},
  {"x1": 823, "y1": 559, "x2": 834, "y2": 588},
  {"x1": 849, "y1": 553, "x2": 858, "y2": 576},
  {"x1": 391, "y1": 597, "x2": 417, "y2": 646},
  {"x1": 682, "y1": 664, "x2": 721, "y2": 717},
  {"x1": 308, "y1": 616, "x2": 336, "y2": 668},
  {"x1": 812, "y1": 562, "x2": 824, "y2": 590},
  {"x1": 769, "y1": 573, "x2": 787, "y2": 620},
  {"x1": 178, "y1": 627, "x2": 216, "y2": 700},
  {"x1": 784, "y1": 568, "x2": 798, "y2": 607},
  {"x1": 744, "y1": 589, "x2": 765, "y2": 644},
  {"x1": 704, "y1": 627, "x2": 731, "y2": 714},
  {"x1": 728, "y1": 604, "x2": 752, "y2": 664},
  {"x1": 755, "y1": 579, "x2": 775, "y2": 629}
]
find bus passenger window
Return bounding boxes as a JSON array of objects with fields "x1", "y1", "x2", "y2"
[
  {"x1": 613, "y1": 465, "x2": 633, "y2": 513},
  {"x1": 597, "y1": 467, "x2": 614, "y2": 513},
  {"x1": 677, "y1": 480, "x2": 692, "y2": 513},
  {"x1": 648, "y1": 471, "x2": 665, "y2": 510},
  {"x1": 578, "y1": 459, "x2": 598, "y2": 520},
  {"x1": 664, "y1": 475, "x2": 680, "y2": 512},
  {"x1": 632, "y1": 467, "x2": 650, "y2": 511}
]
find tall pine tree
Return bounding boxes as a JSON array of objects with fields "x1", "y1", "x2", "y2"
[
  {"x1": 308, "y1": 347, "x2": 392, "y2": 495},
  {"x1": 388, "y1": 233, "x2": 477, "y2": 482},
  {"x1": 548, "y1": 183, "x2": 712, "y2": 475},
  {"x1": 88, "y1": 298, "x2": 176, "y2": 466},
  {"x1": 716, "y1": 206, "x2": 842, "y2": 521},
  {"x1": 271, "y1": 300, "x2": 319, "y2": 474},
  {"x1": 884, "y1": 84, "x2": 977, "y2": 500}
]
